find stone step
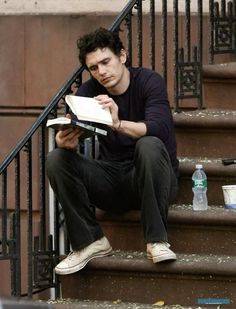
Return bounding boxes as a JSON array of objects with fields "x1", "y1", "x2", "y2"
[
  {"x1": 59, "y1": 251, "x2": 236, "y2": 308},
  {"x1": 177, "y1": 158, "x2": 236, "y2": 205},
  {"x1": 49, "y1": 299, "x2": 204, "y2": 309},
  {"x1": 96, "y1": 204, "x2": 236, "y2": 255},
  {"x1": 174, "y1": 109, "x2": 236, "y2": 158},
  {"x1": 202, "y1": 62, "x2": 236, "y2": 110},
  {"x1": 2, "y1": 298, "x2": 199, "y2": 309}
]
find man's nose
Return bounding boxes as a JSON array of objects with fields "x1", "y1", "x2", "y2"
[{"x1": 98, "y1": 65, "x2": 106, "y2": 75}]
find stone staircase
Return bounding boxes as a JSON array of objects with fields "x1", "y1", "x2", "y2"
[{"x1": 57, "y1": 62, "x2": 236, "y2": 308}]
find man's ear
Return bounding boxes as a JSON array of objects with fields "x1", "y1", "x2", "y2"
[{"x1": 120, "y1": 49, "x2": 127, "y2": 64}]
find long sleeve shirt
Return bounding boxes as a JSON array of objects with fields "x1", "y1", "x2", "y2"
[{"x1": 76, "y1": 67, "x2": 179, "y2": 177}]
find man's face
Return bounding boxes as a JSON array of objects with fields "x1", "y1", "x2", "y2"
[{"x1": 85, "y1": 47, "x2": 127, "y2": 93}]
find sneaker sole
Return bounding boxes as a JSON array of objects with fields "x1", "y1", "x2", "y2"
[
  {"x1": 55, "y1": 247, "x2": 112, "y2": 275},
  {"x1": 147, "y1": 253, "x2": 177, "y2": 263}
]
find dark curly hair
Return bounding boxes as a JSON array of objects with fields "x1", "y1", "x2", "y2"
[{"x1": 77, "y1": 27, "x2": 125, "y2": 67}]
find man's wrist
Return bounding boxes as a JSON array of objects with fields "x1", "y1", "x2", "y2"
[
  {"x1": 114, "y1": 119, "x2": 122, "y2": 131},
  {"x1": 117, "y1": 120, "x2": 122, "y2": 131}
]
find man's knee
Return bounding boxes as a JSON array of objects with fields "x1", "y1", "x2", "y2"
[
  {"x1": 135, "y1": 136, "x2": 166, "y2": 158},
  {"x1": 46, "y1": 148, "x2": 75, "y2": 175}
]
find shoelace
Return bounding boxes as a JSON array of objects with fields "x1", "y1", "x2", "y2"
[
  {"x1": 151, "y1": 242, "x2": 170, "y2": 249},
  {"x1": 67, "y1": 252, "x2": 75, "y2": 260}
]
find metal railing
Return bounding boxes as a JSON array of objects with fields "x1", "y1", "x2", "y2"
[{"x1": 0, "y1": 0, "x2": 235, "y2": 299}]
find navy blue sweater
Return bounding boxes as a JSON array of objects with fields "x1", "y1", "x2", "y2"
[{"x1": 76, "y1": 67, "x2": 179, "y2": 177}]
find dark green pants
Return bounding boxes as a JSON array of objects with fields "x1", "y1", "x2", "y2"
[{"x1": 46, "y1": 136, "x2": 178, "y2": 251}]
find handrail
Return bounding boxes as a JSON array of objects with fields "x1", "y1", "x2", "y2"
[
  {"x1": 0, "y1": 0, "x2": 138, "y2": 174},
  {"x1": 0, "y1": 65, "x2": 84, "y2": 173},
  {"x1": 109, "y1": 0, "x2": 138, "y2": 32}
]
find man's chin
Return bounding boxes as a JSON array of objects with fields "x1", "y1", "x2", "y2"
[{"x1": 101, "y1": 80, "x2": 115, "y2": 88}]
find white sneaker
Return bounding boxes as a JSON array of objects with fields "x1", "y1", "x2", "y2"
[
  {"x1": 55, "y1": 236, "x2": 112, "y2": 275},
  {"x1": 147, "y1": 242, "x2": 176, "y2": 263}
]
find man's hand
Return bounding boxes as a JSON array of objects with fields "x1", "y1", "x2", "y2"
[
  {"x1": 94, "y1": 95, "x2": 120, "y2": 130},
  {"x1": 55, "y1": 114, "x2": 82, "y2": 149},
  {"x1": 94, "y1": 94, "x2": 147, "y2": 137}
]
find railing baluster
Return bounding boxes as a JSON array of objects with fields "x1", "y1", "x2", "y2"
[
  {"x1": 173, "y1": 0, "x2": 179, "y2": 111},
  {"x1": 185, "y1": 0, "x2": 191, "y2": 62},
  {"x1": 125, "y1": 12, "x2": 133, "y2": 66},
  {"x1": 150, "y1": 0, "x2": 155, "y2": 70},
  {"x1": 162, "y1": 0, "x2": 168, "y2": 83},
  {"x1": 198, "y1": 0, "x2": 203, "y2": 108},
  {"x1": 12, "y1": 154, "x2": 21, "y2": 296},
  {"x1": 1, "y1": 170, "x2": 7, "y2": 255},
  {"x1": 136, "y1": 0, "x2": 143, "y2": 66},
  {"x1": 209, "y1": 0, "x2": 214, "y2": 63},
  {"x1": 25, "y1": 139, "x2": 33, "y2": 298},
  {"x1": 39, "y1": 125, "x2": 46, "y2": 249}
]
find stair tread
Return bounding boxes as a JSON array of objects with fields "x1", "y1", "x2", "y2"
[
  {"x1": 203, "y1": 62, "x2": 236, "y2": 79},
  {"x1": 169, "y1": 204, "x2": 236, "y2": 225},
  {"x1": 50, "y1": 299, "x2": 200, "y2": 309},
  {"x1": 178, "y1": 157, "x2": 236, "y2": 176},
  {"x1": 86, "y1": 250, "x2": 236, "y2": 277},
  {"x1": 97, "y1": 204, "x2": 236, "y2": 226},
  {"x1": 173, "y1": 109, "x2": 236, "y2": 128}
]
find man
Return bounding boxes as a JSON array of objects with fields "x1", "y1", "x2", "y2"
[{"x1": 46, "y1": 27, "x2": 179, "y2": 275}]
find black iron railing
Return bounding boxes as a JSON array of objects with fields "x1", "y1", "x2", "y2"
[{"x1": 0, "y1": 0, "x2": 235, "y2": 299}]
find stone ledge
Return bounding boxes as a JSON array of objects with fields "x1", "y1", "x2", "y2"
[
  {"x1": 49, "y1": 299, "x2": 198, "y2": 309},
  {"x1": 203, "y1": 62, "x2": 236, "y2": 79},
  {"x1": 96, "y1": 204, "x2": 236, "y2": 226},
  {"x1": 0, "y1": 0, "x2": 211, "y2": 16},
  {"x1": 173, "y1": 109, "x2": 236, "y2": 128},
  {"x1": 84, "y1": 250, "x2": 236, "y2": 277}
]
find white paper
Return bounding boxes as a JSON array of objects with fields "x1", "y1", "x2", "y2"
[{"x1": 65, "y1": 95, "x2": 113, "y2": 126}]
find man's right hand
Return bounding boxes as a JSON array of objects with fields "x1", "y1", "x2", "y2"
[{"x1": 55, "y1": 127, "x2": 81, "y2": 150}]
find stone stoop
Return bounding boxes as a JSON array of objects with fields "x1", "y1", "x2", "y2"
[
  {"x1": 0, "y1": 298, "x2": 207, "y2": 308},
  {"x1": 95, "y1": 205, "x2": 236, "y2": 256},
  {"x1": 58, "y1": 61, "x2": 236, "y2": 308},
  {"x1": 50, "y1": 300, "x2": 207, "y2": 309},
  {"x1": 59, "y1": 251, "x2": 236, "y2": 308},
  {"x1": 58, "y1": 205, "x2": 236, "y2": 307}
]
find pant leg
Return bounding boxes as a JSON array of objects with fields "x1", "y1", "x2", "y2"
[
  {"x1": 46, "y1": 148, "x2": 122, "y2": 251},
  {"x1": 132, "y1": 136, "x2": 178, "y2": 243}
]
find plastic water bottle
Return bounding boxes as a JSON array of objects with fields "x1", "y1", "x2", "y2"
[{"x1": 192, "y1": 164, "x2": 208, "y2": 211}]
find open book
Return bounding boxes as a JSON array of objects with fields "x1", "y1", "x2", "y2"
[
  {"x1": 46, "y1": 117, "x2": 107, "y2": 138},
  {"x1": 65, "y1": 95, "x2": 113, "y2": 126},
  {"x1": 46, "y1": 95, "x2": 113, "y2": 138}
]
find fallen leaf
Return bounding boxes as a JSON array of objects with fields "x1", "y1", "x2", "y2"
[
  {"x1": 112, "y1": 299, "x2": 122, "y2": 304},
  {"x1": 153, "y1": 300, "x2": 165, "y2": 306}
]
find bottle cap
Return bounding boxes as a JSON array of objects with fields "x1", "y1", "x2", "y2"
[{"x1": 196, "y1": 164, "x2": 203, "y2": 169}]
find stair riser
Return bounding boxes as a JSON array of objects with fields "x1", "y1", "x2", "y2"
[
  {"x1": 203, "y1": 80, "x2": 236, "y2": 110},
  {"x1": 176, "y1": 128, "x2": 236, "y2": 158},
  {"x1": 100, "y1": 221, "x2": 236, "y2": 255},
  {"x1": 61, "y1": 271, "x2": 236, "y2": 307},
  {"x1": 169, "y1": 225, "x2": 236, "y2": 256},
  {"x1": 176, "y1": 175, "x2": 236, "y2": 205}
]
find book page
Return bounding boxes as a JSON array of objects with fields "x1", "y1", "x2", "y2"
[
  {"x1": 65, "y1": 95, "x2": 113, "y2": 126},
  {"x1": 46, "y1": 117, "x2": 107, "y2": 136}
]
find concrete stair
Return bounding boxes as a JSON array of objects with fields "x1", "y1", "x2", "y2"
[
  {"x1": 177, "y1": 158, "x2": 236, "y2": 205},
  {"x1": 202, "y1": 62, "x2": 236, "y2": 110},
  {"x1": 95, "y1": 205, "x2": 236, "y2": 256},
  {"x1": 50, "y1": 300, "x2": 205, "y2": 309},
  {"x1": 58, "y1": 62, "x2": 236, "y2": 308},
  {"x1": 60, "y1": 251, "x2": 236, "y2": 307}
]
